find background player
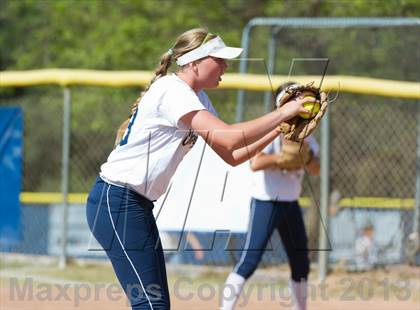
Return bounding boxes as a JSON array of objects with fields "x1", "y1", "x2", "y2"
[
  {"x1": 85, "y1": 29, "x2": 316, "y2": 309},
  {"x1": 221, "y1": 82, "x2": 321, "y2": 310}
]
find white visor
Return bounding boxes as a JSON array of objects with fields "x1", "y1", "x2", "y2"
[
  {"x1": 176, "y1": 36, "x2": 243, "y2": 66},
  {"x1": 275, "y1": 84, "x2": 300, "y2": 108}
]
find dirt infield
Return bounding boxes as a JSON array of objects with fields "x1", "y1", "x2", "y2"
[
  {"x1": 2, "y1": 283, "x2": 418, "y2": 310},
  {"x1": 1, "y1": 256, "x2": 419, "y2": 309}
]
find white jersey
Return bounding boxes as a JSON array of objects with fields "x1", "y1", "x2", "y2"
[
  {"x1": 354, "y1": 235, "x2": 377, "y2": 266},
  {"x1": 250, "y1": 136, "x2": 319, "y2": 201},
  {"x1": 100, "y1": 74, "x2": 217, "y2": 201}
]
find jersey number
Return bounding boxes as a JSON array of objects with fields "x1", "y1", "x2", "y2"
[{"x1": 119, "y1": 108, "x2": 138, "y2": 146}]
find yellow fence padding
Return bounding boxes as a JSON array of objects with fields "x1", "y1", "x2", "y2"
[
  {"x1": 0, "y1": 69, "x2": 154, "y2": 88},
  {"x1": 1, "y1": 69, "x2": 419, "y2": 99},
  {"x1": 20, "y1": 192, "x2": 414, "y2": 209}
]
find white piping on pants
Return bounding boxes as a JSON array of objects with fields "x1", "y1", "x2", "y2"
[
  {"x1": 106, "y1": 184, "x2": 154, "y2": 310},
  {"x1": 233, "y1": 199, "x2": 257, "y2": 275}
]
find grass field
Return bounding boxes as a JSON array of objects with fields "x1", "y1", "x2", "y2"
[{"x1": 1, "y1": 254, "x2": 419, "y2": 309}]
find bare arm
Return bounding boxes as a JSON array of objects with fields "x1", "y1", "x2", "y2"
[
  {"x1": 181, "y1": 96, "x2": 313, "y2": 151},
  {"x1": 180, "y1": 97, "x2": 314, "y2": 166},
  {"x1": 305, "y1": 156, "x2": 320, "y2": 176},
  {"x1": 209, "y1": 128, "x2": 281, "y2": 166},
  {"x1": 250, "y1": 144, "x2": 321, "y2": 174},
  {"x1": 250, "y1": 152, "x2": 279, "y2": 171}
]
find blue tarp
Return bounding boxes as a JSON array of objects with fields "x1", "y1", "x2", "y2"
[{"x1": 0, "y1": 107, "x2": 23, "y2": 245}]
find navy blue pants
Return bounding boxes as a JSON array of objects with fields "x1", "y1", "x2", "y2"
[
  {"x1": 86, "y1": 177, "x2": 170, "y2": 309},
  {"x1": 234, "y1": 198, "x2": 309, "y2": 282}
]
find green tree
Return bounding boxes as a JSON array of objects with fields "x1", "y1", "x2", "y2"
[{"x1": 0, "y1": 0, "x2": 418, "y2": 194}]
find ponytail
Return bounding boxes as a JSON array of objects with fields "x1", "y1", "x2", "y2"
[
  {"x1": 114, "y1": 28, "x2": 216, "y2": 147},
  {"x1": 114, "y1": 52, "x2": 173, "y2": 147}
]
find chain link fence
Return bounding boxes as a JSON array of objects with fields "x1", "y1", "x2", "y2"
[
  {"x1": 1, "y1": 20, "x2": 419, "y2": 270},
  {"x1": 1, "y1": 86, "x2": 418, "y2": 268},
  {"x1": 236, "y1": 19, "x2": 419, "y2": 270}
]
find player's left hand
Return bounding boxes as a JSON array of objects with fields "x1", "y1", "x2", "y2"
[
  {"x1": 275, "y1": 140, "x2": 313, "y2": 170},
  {"x1": 277, "y1": 84, "x2": 328, "y2": 142}
]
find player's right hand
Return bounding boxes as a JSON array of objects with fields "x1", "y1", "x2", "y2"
[{"x1": 278, "y1": 96, "x2": 318, "y2": 121}]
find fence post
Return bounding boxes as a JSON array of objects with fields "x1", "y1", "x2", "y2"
[
  {"x1": 236, "y1": 22, "x2": 253, "y2": 122},
  {"x1": 413, "y1": 108, "x2": 420, "y2": 254},
  {"x1": 263, "y1": 27, "x2": 279, "y2": 113},
  {"x1": 318, "y1": 106, "x2": 331, "y2": 281},
  {"x1": 59, "y1": 87, "x2": 71, "y2": 269}
]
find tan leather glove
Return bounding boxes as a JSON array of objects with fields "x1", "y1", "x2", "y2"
[{"x1": 275, "y1": 140, "x2": 313, "y2": 170}]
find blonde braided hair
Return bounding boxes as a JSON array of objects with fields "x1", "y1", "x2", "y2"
[{"x1": 114, "y1": 28, "x2": 217, "y2": 147}]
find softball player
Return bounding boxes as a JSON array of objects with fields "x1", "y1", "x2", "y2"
[
  {"x1": 86, "y1": 29, "x2": 314, "y2": 310},
  {"x1": 221, "y1": 83, "x2": 320, "y2": 310}
]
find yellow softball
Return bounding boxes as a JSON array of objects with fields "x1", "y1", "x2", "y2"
[{"x1": 299, "y1": 98, "x2": 320, "y2": 119}]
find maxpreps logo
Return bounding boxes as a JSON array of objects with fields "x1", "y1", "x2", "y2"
[{"x1": 181, "y1": 129, "x2": 198, "y2": 149}]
